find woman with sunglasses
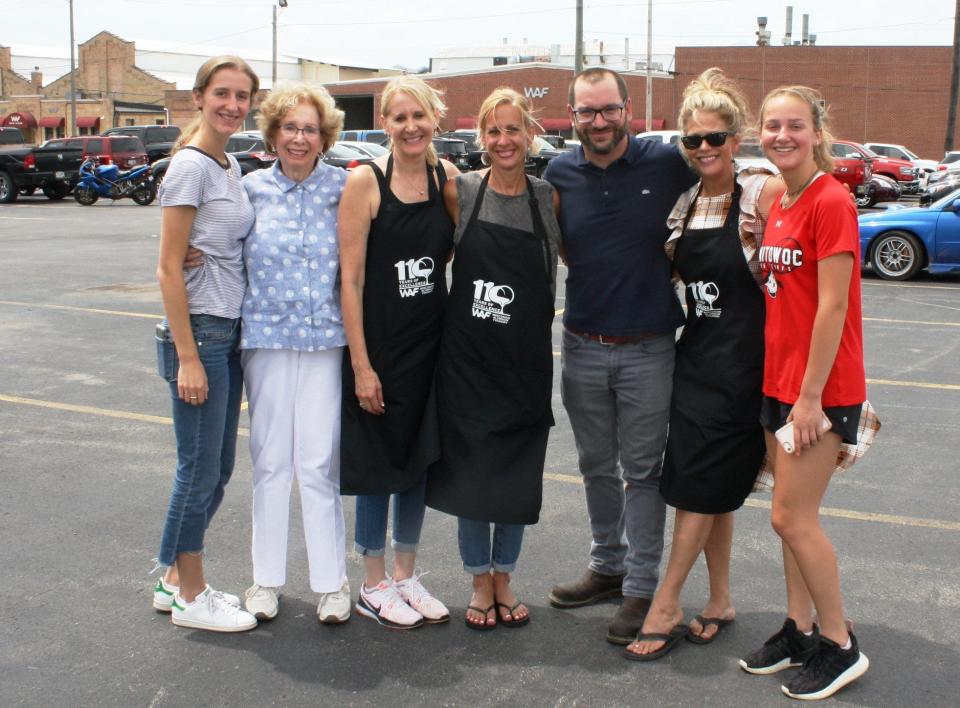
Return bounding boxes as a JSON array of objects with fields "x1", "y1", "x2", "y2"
[{"x1": 625, "y1": 68, "x2": 781, "y2": 660}]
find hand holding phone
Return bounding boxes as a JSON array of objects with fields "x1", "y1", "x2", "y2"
[{"x1": 775, "y1": 417, "x2": 832, "y2": 454}]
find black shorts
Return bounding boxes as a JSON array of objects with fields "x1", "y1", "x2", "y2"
[{"x1": 760, "y1": 396, "x2": 862, "y2": 445}]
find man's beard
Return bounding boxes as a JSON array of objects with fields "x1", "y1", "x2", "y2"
[{"x1": 575, "y1": 118, "x2": 628, "y2": 155}]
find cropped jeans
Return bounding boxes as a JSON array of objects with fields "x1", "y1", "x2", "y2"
[
  {"x1": 354, "y1": 477, "x2": 427, "y2": 557},
  {"x1": 457, "y1": 519, "x2": 525, "y2": 575},
  {"x1": 157, "y1": 314, "x2": 243, "y2": 567}
]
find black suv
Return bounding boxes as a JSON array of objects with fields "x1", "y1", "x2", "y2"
[
  {"x1": 432, "y1": 137, "x2": 471, "y2": 171},
  {"x1": 102, "y1": 125, "x2": 181, "y2": 163}
]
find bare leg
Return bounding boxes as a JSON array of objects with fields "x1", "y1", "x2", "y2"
[
  {"x1": 769, "y1": 430, "x2": 849, "y2": 645},
  {"x1": 466, "y1": 571, "x2": 496, "y2": 627},
  {"x1": 362, "y1": 555, "x2": 388, "y2": 589},
  {"x1": 493, "y1": 571, "x2": 528, "y2": 622},
  {"x1": 393, "y1": 550, "x2": 416, "y2": 582},
  {"x1": 175, "y1": 551, "x2": 205, "y2": 602},
  {"x1": 688, "y1": 512, "x2": 737, "y2": 640},
  {"x1": 626, "y1": 509, "x2": 712, "y2": 655}
]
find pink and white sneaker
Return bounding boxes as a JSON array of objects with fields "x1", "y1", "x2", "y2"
[
  {"x1": 394, "y1": 571, "x2": 450, "y2": 624},
  {"x1": 355, "y1": 579, "x2": 424, "y2": 629}
]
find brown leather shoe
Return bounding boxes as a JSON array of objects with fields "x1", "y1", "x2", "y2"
[
  {"x1": 606, "y1": 596, "x2": 652, "y2": 645},
  {"x1": 548, "y1": 570, "x2": 625, "y2": 609}
]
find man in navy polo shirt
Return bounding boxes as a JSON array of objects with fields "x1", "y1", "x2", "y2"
[{"x1": 544, "y1": 67, "x2": 696, "y2": 645}]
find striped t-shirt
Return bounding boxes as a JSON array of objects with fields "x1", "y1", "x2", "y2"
[{"x1": 159, "y1": 147, "x2": 254, "y2": 319}]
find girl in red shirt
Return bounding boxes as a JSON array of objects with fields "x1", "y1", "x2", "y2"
[{"x1": 742, "y1": 86, "x2": 869, "y2": 701}]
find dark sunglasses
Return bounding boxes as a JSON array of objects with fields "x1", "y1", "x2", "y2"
[{"x1": 680, "y1": 132, "x2": 729, "y2": 149}]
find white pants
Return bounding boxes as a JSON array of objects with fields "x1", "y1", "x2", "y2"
[{"x1": 244, "y1": 347, "x2": 347, "y2": 593}]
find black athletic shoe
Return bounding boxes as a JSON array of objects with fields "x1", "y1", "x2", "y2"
[
  {"x1": 781, "y1": 632, "x2": 869, "y2": 701},
  {"x1": 739, "y1": 618, "x2": 820, "y2": 675}
]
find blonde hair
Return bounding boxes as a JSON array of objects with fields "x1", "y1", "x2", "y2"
[
  {"x1": 475, "y1": 87, "x2": 543, "y2": 156},
  {"x1": 257, "y1": 83, "x2": 343, "y2": 154},
  {"x1": 380, "y1": 76, "x2": 446, "y2": 166},
  {"x1": 760, "y1": 85, "x2": 836, "y2": 173},
  {"x1": 678, "y1": 67, "x2": 751, "y2": 137},
  {"x1": 176, "y1": 56, "x2": 259, "y2": 152}
]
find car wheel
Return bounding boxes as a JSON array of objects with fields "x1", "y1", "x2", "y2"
[
  {"x1": 73, "y1": 185, "x2": 99, "y2": 205},
  {"x1": 871, "y1": 231, "x2": 924, "y2": 281},
  {"x1": 42, "y1": 183, "x2": 68, "y2": 200},
  {"x1": 0, "y1": 171, "x2": 19, "y2": 203},
  {"x1": 855, "y1": 188, "x2": 875, "y2": 209}
]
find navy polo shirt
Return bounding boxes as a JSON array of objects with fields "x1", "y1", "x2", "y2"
[{"x1": 545, "y1": 136, "x2": 696, "y2": 336}]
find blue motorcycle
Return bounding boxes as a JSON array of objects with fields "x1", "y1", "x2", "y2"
[{"x1": 73, "y1": 158, "x2": 156, "y2": 206}]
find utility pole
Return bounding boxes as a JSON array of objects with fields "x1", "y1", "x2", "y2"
[
  {"x1": 644, "y1": 0, "x2": 652, "y2": 131},
  {"x1": 272, "y1": 0, "x2": 288, "y2": 89},
  {"x1": 575, "y1": 1, "x2": 583, "y2": 76},
  {"x1": 68, "y1": 0, "x2": 77, "y2": 137},
  {"x1": 946, "y1": 0, "x2": 960, "y2": 153}
]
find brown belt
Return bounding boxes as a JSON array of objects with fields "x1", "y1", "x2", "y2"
[{"x1": 565, "y1": 327, "x2": 655, "y2": 345}]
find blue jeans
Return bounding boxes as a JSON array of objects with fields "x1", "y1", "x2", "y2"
[
  {"x1": 457, "y1": 519, "x2": 525, "y2": 574},
  {"x1": 354, "y1": 476, "x2": 426, "y2": 556},
  {"x1": 157, "y1": 315, "x2": 243, "y2": 567},
  {"x1": 560, "y1": 328, "x2": 674, "y2": 598}
]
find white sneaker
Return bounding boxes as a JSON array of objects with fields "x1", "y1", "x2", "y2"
[
  {"x1": 394, "y1": 571, "x2": 450, "y2": 623},
  {"x1": 355, "y1": 579, "x2": 424, "y2": 629},
  {"x1": 243, "y1": 584, "x2": 279, "y2": 620},
  {"x1": 171, "y1": 586, "x2": 257, "y2": 632},
  {"x1": 152, "y1": 578, "x2": 240, "y2": 613},
  {"x1": 317, "y1": 581, "x2": 351, "y2": 624}
]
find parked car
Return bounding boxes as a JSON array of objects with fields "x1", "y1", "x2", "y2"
[
  {"x1": 0, "y1": 127, "x2": 28, "y2": 148},
  {"x1": 922, "y1": 173, "x2": 960, "y2": 204},
  {"x1": 339, "y1": 129, "x2": 388, "y2": 146},
  {"x1": 858, "y1": 186, "x2": 960, "y2": 280},
  {"x1": 337, "y1": 140, "x2": 390, "y2": 159},
  {"x1": 829, "y1": 142, "x2": 872, "y2": 200},
  {"x1": 44, "y1": 135, "x2": 148, "y2": 169},
  {"x1": 102, "y1": 125, "x2": 181, "y2": 163},
  {"x1": 151, "y1": 132, "x2": 276, "y2": 189},
  {"x1": 863, "y1": 142, "x2": 938, "y2": 184},
  {"x1": 636, "y1": 130, "x2": 681, "y2": 145},
  {"x1": 857, "y1": 173, "x2": 902, "y2": 208},
  {"x1": 0, "y1": 141, "x2": 84, "y2": 202},
  {"x1": 438, "y1": 130, "x2": 484, "y2": 170},
  {"x1": 928, "y1": 151, "x2": 960, "y2": 187},
  {"x1": 539, "y1": 135, "x2": 568, "y2": 149},
  {"x1": 734, "y1": 139, "x2": 777, "y2": 173},
  {"x1": 321, "y1": 143, "x2": 374, "y2": 171},
  {"x1": 835, "y1": 140, "x2": 919, "y2": 194},
  {"x1": 430, "y1": 137, "x2": 470, "y2": 171},
  {"x1": 526, "y1": 136, "x2": 563, "y2": 177}
]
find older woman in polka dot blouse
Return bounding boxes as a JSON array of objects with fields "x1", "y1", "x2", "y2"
[{"x1": 237, "y1": 83, "x2": 353, "y2": 624}]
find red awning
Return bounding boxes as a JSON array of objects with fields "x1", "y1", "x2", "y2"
[
  {"x1": 540, "y1": 118, "x2": 571, "y2": 131},
  {"x1": 630, "y1": 118, "x2": 665, "y2": 131},
  {"x1": 76, "y1": 116, "x2": 101, "y2": 129},
  {"x1": 455, "y1": 116, "x2": 476, "y2": 129},
  {"x1": 39, "y1": 116, "x2": 65, "y2": 128},
  {"x1": 2, "y1": 111, "x2": 37, "y2": 128}
]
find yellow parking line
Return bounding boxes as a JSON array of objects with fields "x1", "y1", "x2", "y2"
[
  {"x1": 863, "y1": 316, "x2": 960, "y2": 327},
  {"x1": 543, "y1": 473, "x2": 960, "y2": 532},
  {"x1": 863, "y1": 281, "x2": 960, "y2": 291},
  {"x1": 0, "y1": 394, "x2": 249, "y2": 437},
  {"x1": 0, "y1": 300, "x2": 161, "y2": 320},
  {"x1": 867, "y1": 378, "x2": 960, "y2": 391}
]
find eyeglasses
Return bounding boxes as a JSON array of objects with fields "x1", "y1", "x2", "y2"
[
  {"x1": 680, "y1": 132, "x2": 729, "y2": 149},
  {"x1": 571, "y1": 102, "x2": 626, "y2": 124},
  {"x1": 279, "y1": 123, "x2": 320, "y2": 138}
]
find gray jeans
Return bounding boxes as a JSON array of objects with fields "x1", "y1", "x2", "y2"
[{"x1": 560, "y1": 328, "x2": 674, "y2": 598}]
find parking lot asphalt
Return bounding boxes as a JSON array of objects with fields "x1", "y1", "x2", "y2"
[{"x1": 1, "y1": 196, "x2": 959, "y2": 708}]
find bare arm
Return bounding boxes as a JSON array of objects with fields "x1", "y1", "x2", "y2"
[
  {"x1": 788, "y1": 252, "x2": 854, "y2": 452},
  {"x1": 338, "y1": 166, "x2": 385, "y2": 415},
  {"x1": 157, "y1": 205, "x2": 206, "y2": 406},
  {"x1": 757, "y1": 174, "x2": 784, "y2": 223}
]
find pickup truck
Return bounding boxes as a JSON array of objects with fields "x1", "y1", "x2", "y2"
[
  {"x1": 103, "y1": 125, "x2": 181, "y2": 163},
  {"x1": 834, "y1": 140, "x2": 919, "y2": 194},
  {"x1": 0, "y1": 141, "x2": 85, "y2": 203}
]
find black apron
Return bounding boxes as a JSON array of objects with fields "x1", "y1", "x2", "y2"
[
  {"x1": 424, "y1": 174, "x2": 555, "y2": 524},
  {"x1": 660, "y1": 184, "x2": 766, "y2": 514},
  {"x1": 340, "y1": 156, "x2": 454, "y2": 495}
]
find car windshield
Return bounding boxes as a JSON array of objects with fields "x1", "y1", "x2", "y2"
[
  {"x1": 227, "y1": 137, "x2": 263, "y2": 152},
  {"x1": 735, "y1": 141, "x2": 765, "y2": 158},
  {"x1": 0, "y1": 130, "x2": 24, "y2": 145},
  {"x1": 942, "y1": 152, "x2": 960, "y2": 165},
  {"x1": 434, "y1": 139, "x2": 466, "y2": 155},
  {"x1": 860, "y1": 145, "x2": 879, "y2": 158},
  {"x1": 326, "y1": 144, "x2": 364, "y2": 158},
  {"x1": 533, "y1": 137, "x2": 552, "y2": 152},
  {"x1": 356, "y1": 142, "x2": 389, "y2": 156},
  {"x1": 931, "y1": 186, "x2": 960, "y2": 209},
  {"x1": 899, "y1": 147, "x2": 920, "y2": 160},
  {"x1": 148, "y1": 127, "x2": 181, "y2": 142}
]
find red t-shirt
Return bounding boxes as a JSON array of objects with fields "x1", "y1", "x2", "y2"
[{"x1": 758, "y1": 174, "x2": 866, "y2": 406}]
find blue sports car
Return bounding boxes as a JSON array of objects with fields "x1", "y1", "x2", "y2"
[{"x1": 858, "y1": 187, "x2": 960, "y2": 280}]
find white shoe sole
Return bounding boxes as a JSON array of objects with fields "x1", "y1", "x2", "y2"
[
  {"x1": 739, "y1": 656, "x2": 803, "y2": 675},
  {"x1": 317, "y1": 611, "x2": 350, "y2": 625},
  {"x1": 153, "y1": 598, "x2": 173, "y2": 613},
  {"x1": 354, "y1": 598, "x2": 424, "y2": 630},
  {"x1": 171, "y1": 615, "x2": 257, "y2": 632},
  {"x1": 245, "y1": 604, "x2": 278, "y2": 621},
  {"x1": 781, "y1": 652, "x2": 870, "y2": 701}
]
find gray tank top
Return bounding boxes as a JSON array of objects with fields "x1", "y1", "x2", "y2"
[{"x1": 454, "y1": 170, "x2": 563, "y2": 296}]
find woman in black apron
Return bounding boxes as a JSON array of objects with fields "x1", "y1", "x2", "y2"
[
  {"x1": 425, "y1": 88, "x2": 562, "y2": 630},
  {"x1": 626, "y1": 69, "x2": 781, "y2": 660},
  {"x1": 339, "y1": 77, "x2": 457, "y2": 629}
]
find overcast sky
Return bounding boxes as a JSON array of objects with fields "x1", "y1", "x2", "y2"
[{"x1": 4, "y1": 0, "x2": 956, "y2": 71}]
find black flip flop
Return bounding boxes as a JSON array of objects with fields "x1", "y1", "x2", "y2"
[
  {"x1": 495, "y1": 601, "x2": 531, "y2": 628},
  {"x1": 464, "y1": 604, "x2": 497, "y2": 631},
  {"x1": 686, "y1": 615, "x2": 734, "y2": 645},
  {"x1": 623, "y1": 624, "x2": 687, "y2": 661}
]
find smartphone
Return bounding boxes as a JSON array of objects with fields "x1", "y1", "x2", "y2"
[{"x1": 775, "y1": 417, "x2": 833, "y2": 454}]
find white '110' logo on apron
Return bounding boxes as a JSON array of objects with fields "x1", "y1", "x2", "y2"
[
  {"x1": 395, "y1": 257, "x2": 435, "y2": 298},
  {"x1": 471, "y1": 279, "x2": 514, "y2": 324},
  {"x1": 687, "y1": 280, "x2": 722, "y2": 318}
]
